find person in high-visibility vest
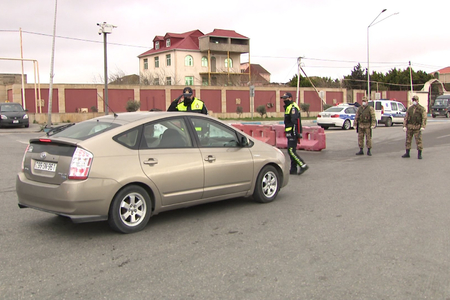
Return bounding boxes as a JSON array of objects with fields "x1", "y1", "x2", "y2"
[
  {"x1": 167, "y1": 87, "x2": 208, "y2": 115},
  {"x1": 282, "y1": 92, "x2": 308, "y2": 175}
]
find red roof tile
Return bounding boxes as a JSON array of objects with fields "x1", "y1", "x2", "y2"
[
  {"x1": 435, "y1": 67, "x2": 450, "y2": 74},
  {"x1": 205, "y1": 29, "x2": 248, "y2": 39}
]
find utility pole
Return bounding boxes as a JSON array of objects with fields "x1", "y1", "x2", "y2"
[
  {"x1": 296, "y1": 57, "x2": 302, "y2": 105},
  {"x1": 47, "y1": 0, "x2": 58, "y2": 128},
  {"x1": 97, "y1": 22, "x2": 117, "y2": 115}
]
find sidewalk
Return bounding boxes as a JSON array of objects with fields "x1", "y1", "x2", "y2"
[{"x1": 0, "y1": 123, "x2": 42, "y2": 134}]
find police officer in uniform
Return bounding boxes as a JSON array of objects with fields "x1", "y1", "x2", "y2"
[
  {"x1": 168, "y1": 87, "x2": 208, "y2": 115},
  {"x1": 282, "y1": 92, "x2": 308, "y2": 175},
  {"x1": 354, "y1": 96, "x2": 376, "y2": 156},
  {"x1": 402, "y1": 95, "x2": 427, "y2": 159}
]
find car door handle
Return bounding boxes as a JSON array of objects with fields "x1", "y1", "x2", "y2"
[
  {"x1": 204, "y1": 155, "x2": 216, "y2": 162},
  {"x1": 143, "y1": 158, "x2": 158, "y2": 165}
]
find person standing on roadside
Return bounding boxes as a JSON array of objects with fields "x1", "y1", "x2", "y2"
[
  {"x1": 402, "y1": 95, "x2": 427, "y2": 159},
  {"x1": 354, "y1": 96, "x2": 376, "y2": 156},
  {"x1": 282, "y1": 92, "x2": 308, "y2": 175},
  {"x1": 168, "y1": 87, "x2": 208, "y2": 115}
]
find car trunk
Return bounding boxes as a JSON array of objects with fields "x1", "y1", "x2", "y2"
[{"x1": 24, "y1": 139, "x2": 78, "y2": 185}]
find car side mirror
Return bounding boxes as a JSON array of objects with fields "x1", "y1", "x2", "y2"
[{"x1": 240, "y1": 136, "x2": 249, "y2": 147}]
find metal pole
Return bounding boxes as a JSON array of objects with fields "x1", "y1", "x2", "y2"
[
  {"x1": 19, "y1": 28, "x2": 26, "y2": 109},
  {"x1": 296, "y1": 57, "x2": 301, "y2": 105},
  {"x1": 409, "y1": 61, "x2": 413, "y2": 93},
  {"x1": 47, "y1": 0, "x2": 57, "y2": 128},
  {"x1": 367, "y1": 9, "x2": 386, "y2": 100},
  {"x1": 104, "y1": 32, "x2": 109, "y2": 115}
]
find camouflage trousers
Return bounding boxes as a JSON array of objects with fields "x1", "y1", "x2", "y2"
[
  {"x1": 405, "y1": 129, "x2": 423, "y2": 150},
  {"x1": 357, "y1": 127, "x2": 372, "y2": 149}
]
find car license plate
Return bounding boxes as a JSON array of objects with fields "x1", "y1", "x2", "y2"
[
  {"x1": 323, "y1": 114, "x2": 330, "y2": 117},
  {"x1": 13, "y1": 120, "x2": 19, "y2": 123},
  {"x1": 34, "y1": 161, "x2": 57, "y2": 172}
]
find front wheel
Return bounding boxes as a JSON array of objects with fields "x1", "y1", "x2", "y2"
[
  {"x1": 385, "y1": 118, "x2": 393, "y2": 127},
  {"x1": 342, "y1": 119, "x2": 351, "y2": 130},
  {"x1": 432, "y1": 114, "x2": 436, "y2": 118},
  {"x1": 253, "y1": 165, "x2": 280, "y2": 203},
  {"x1": 108, "y1": 185, "x2": 151, "y2": 234}
]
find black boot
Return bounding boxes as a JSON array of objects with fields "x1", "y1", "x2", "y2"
[
  {"x1": 367, "y1": 148, "x2": 372, "y2": 156},
  {"x1": 356, "y1": 148, "x2": 364, "y2": 155},
  {"x1": 297, "y1": 164, "x2": 309, "y2": 175},
  {"x1": 418, "y1": 150, "x2": 422, "y2": 159},
  {"x1": 402, "y1": 149, "x2": 410, "y2": 158}
]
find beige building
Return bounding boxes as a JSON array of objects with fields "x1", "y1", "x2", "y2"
[{"x1": 138, "y1": 29, "x2": 250, "y2": 86}]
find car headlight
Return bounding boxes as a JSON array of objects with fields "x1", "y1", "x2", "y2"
[
  {"x1": 1, "y1": 115, "x2": 7, "y2": 119},
  {"x1": 23, "y1": 114, "x2": 29, "y2": 119}
]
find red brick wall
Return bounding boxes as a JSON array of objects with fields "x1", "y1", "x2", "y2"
[
  {"x1": 326, "y1": 91, "x2": 343, "y2": 105},
  {"x1": 24, "y1": 88, "x2": 58, "y2": 113},
  {"x1": 65, "y1": 89, "x2": 97, "y2": 113},
  {"x1": 106, "y1": 89, "x2": 134, "y2": 112},
  {"x1": 226, "y1": 90, "x2": 250, "y2": 113},
  {"x1": 304, "y1": 91, "x2": 321, "y2": 111},
  {"x1": 140, "y1": 89, "x2": 166, "y2": 111},
  {"x1": 199, "y1": 89, "x2": 221, "y2": 113}
]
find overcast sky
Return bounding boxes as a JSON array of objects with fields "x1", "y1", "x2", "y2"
[{"x1": 1, "y1": 0, "x2": 449, "y2": 85}]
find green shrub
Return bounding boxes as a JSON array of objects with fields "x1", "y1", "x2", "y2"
[
  {"x1": 256, "y1": 105, "x2": 267, "y2": 118},
  {"x1": 126, "y1": 100, "x2": 141, "y2": 112}
]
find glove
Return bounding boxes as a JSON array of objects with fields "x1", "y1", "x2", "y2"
[
  {"x1": 420, "y1": 127, "x2": 425, "y2": 131},
  {"x1": 403, "y1": 127, "x2": 407, "y2": 132},
  {"x1": 370, "y1": 126, "x2": 375, "y2": 129}
]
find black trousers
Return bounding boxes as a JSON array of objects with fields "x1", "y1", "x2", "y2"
[{"x1": 287, "y1": 136, "x2": 305, "y2": 171}]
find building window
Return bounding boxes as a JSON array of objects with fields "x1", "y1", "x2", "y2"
[
  {"x1": 185, "y1": 55, "x2": 193, "y2": 66},
  {"x1": 185, "y1": 76, "x2": 194, "y2": 85},
  {"x1": 143, "y1": 58, "x2": 148, "y2": 70},
  {"x1": 166, "y1": 77, "x2": 171, "y2": 85},
  {"x1": 155, "y1": 57, "x2": 159, "y2": 68},
  {"x1": 155, "y1": 41, "x2": 159, "y2": 50},
  {"x1": 166, "y1": 54, "x2": 171, "y2": 66},
  {"x1": 166, "y1": 39, "x2": 171, "y2": 47},
  {"x1": 225, "y1": 58, "x2": 233, "y2": 68},
  {"x1": 154, "y1": 78, "x2": 159, "y2": 85},
  {"x1": 201, "y1": 56, "x2": 208, "y2": 67}
]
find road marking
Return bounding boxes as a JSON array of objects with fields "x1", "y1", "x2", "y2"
[{"x1": 437, "y1": 134, "x2": 450, "y2": 139}]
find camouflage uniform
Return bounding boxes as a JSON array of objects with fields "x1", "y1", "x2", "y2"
[
  {"x1": 354, "y1": 105, "x2": 376, "y2": 150},
  {"x1": 403, "y1": 103, "x2": 427, "y2": 151}
]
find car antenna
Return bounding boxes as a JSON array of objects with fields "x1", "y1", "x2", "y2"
[{"x1": 97, "y1": 93, "x2": 118, "y2": 117}]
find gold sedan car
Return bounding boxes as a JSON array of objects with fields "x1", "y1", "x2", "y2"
[{"x1": 16, "y1": 112, "x2": 289, "y2": 233}]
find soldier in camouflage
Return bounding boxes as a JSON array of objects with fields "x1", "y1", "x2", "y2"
[
  {"x1": 354, "y1": 96, "x2": 376, "y2": 156},
  {"x1": 402, "y1": 95, "x2": 427, "y2": 159}
]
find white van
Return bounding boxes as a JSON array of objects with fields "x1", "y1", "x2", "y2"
[{"x1": 368, "y1": 99, "x2": 406, "y2": 127}]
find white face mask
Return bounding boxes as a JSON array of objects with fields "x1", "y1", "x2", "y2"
[
  {"x1": 362, "y1": 101, "x2": 368, "y2": 106},
  {"x1": 412, "y1": 101, "x2": 418, "y2": 105}
]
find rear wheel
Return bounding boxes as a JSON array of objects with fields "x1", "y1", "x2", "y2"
[
  {"x1": 342, "y1": 119, "x2": 351, "y2": 130},
  {"x1": 253, "y1": 165, "x2": 279, "y2": 203},
  {"x1": 385, "y1": 118, "x2": 393, "y2": 127},
  {"x1": 108, "y1": 185, "x2": 151, "y2": 234},
  {"x1": 432, "y1": 114, "x2": 436, "y2": 118}
]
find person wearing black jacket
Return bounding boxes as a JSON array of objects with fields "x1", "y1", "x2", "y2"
[
  {"x1": 282, "y1": 92, "x2": 309, "y2": 175},
  {"x1": 167, "y1": 87, "x2": 208, "y2": 115}
]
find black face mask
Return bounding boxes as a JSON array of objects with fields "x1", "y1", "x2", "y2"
[
  {"x1": 184, "y1": 97, "x2": 192, "y2": 105},
  {"x1": 283, "y1": 99, "x2": 291, "y2": 106}
]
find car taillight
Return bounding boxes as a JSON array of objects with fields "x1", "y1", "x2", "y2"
[
  {"x1": 331, "y1": 114, "x2": 340, "y2": 118},
  {"x1": 21, "y1": 144, "x2": 30, "y2": 171},
  {"x1": 317, "y1": 115, "x2": 321, "y2": 118},
  {"x1": 69, "y1": 147, "x2": 93, "y2": 180}
]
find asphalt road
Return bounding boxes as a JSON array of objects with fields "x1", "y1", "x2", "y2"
[{"x1": 1, "y1": 120, "x2": 450, "y2": 299}]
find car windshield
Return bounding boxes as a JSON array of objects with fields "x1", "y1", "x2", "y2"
[
  {"x1": 324, "y1": 107, "x2": 344, "y2": 113},
  {"x1": 434, "y1": 99, "x2": 448, "y2": 106},
  {"x1": 1, "y1": 104, "x2": 24, "y2": 112},
  {"x1": 51, "y1": 121, "x2": 121, "y2": 141}
]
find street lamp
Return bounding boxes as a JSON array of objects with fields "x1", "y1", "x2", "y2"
[
  {"x1": 367, "y1": 9, "x2": 386, "y2": 100},
  {"x1": 97, "y1": 22, "x2": 116, "y2": 115},
  {"x1": 367, "y1": 10, "x2": 399, "y2": 100}
]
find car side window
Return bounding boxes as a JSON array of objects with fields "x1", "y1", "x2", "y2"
[
  {"x1": 346, "y1": 107, "x2": 356, "y2": 114},
  {"x1": 115, "y1": 128, "x2": 140, "y2": 149},
  {"x1": 140, "y1": 118, "x2": 192, "y2": 149},
  {"x1": 391, "y1": 103, "x2": 398, "y2": 111},
  {"x1": 398, "y1": 103, "x2": 406, "y2": 111},
  {"x1": 190, "y1": 117, "x2": 240, "y2": 147}
]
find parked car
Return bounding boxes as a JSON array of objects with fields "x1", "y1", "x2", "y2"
[
  {"x1": 16, "y1": 112, "x2": 289, "y2": 233},
  {"x1": 0, "y1": 102, "x2": 29, "y2": 128},
  {"x1": 316, "y1": 104, "x2": 356, "y2": 130},
  {"x1": 431, "y1": 95, "x2": 450, "y2": 118},
  {"x1": 369, "y1": 99, "x2": 406, "y2": 127}
]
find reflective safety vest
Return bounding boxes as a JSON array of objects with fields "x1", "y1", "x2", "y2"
[
  {"x1": 176, "y1": 98, "x2": 205, "y2": 114},
  {"x1": 284, "y1": 102, "x2": 300, "y2": 132}
]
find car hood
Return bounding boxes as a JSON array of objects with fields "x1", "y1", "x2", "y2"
[{"x1": 1, "y1": 111, "x2": 27, "y2": 118}]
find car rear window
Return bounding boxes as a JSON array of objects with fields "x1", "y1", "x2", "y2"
[
  {"x1": 50, "y1": 121, "x2": 121, "y2": 141},
  {"x1": 324, "y1": 107, "x2": 344, "y2": 112}
]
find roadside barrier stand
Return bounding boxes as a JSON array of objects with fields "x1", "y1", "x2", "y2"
[
  {"x1": 296, "y1": 126, "x2": 326, "y2": 151},
  {"x1": 231, "y1": 124, "x2": 276, "y2": 146}
]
